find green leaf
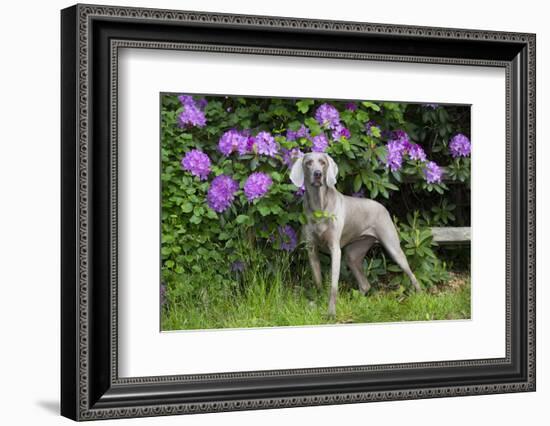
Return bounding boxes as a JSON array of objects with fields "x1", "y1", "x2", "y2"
[
  {"x1": 370, "y1": 126, "x2": 381, "y2": 138},
  {"x1": 180, "y1": 202, "x2": 193, "y2": 213},
  {"x1": 189, "y1": 215, "x2": 202, "y2": 224},
  {"x1": 258, "y1": 206, "x2": 271, "y2": 216},
  {"x1": 356, "y1": 110, "x2": 369, "y2": 123},
  {"x1": 353, "y1": 174, "x2": 362, "y2": 192},
  {"x1": 250, "y1": 157, "x2": 259, "y2": 170},
  {"x1": 296, "y1": 99, "x2": 314, "y2": 114},
  {"x1": 235, "y1": 215, "x2": 249, "y2": 224},
  {"x1": 271, "y1": 171, "x2": 282, "y2": 182},
  {"x1": 361, "y1": 101, "x2": 381, "y2": 111}
]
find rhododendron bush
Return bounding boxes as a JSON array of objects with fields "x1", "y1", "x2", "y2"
[{"x1": 160, "y1": 93, "x2": 471, "y2": 317}]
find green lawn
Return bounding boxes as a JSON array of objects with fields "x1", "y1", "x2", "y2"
[{"x1": 161, "y1": 272, "x2": 470, "y2": 331}]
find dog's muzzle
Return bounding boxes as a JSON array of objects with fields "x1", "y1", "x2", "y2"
[{"x1": 312, "y1": 170, "x2": 323, "y2": 186}]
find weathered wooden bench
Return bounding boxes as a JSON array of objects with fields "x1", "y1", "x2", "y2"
[{"x1": 431, "y1": 227, "x2": 471, "y2": 245}]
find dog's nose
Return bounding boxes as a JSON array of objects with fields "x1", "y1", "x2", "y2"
[{"x1": 313, "y1": 170, "x2": 322, "y2": 178}]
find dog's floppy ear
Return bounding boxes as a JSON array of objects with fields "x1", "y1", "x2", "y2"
[
  {"x1": 289, "y1": 156, "x2": 304, "y2": 187},
  {"x1": 326, "y1": 155, "x2": 339, "y2": 187}
]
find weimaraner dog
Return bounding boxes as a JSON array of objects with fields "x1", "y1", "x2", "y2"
[{"x1": 290, "y1": 152, "x2": 420, "y2": 317}]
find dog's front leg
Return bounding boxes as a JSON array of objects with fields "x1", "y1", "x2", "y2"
[
  {"x1": 307, "y1": 244, "x2": 322, "y2": 289},
  {"x1": 327, "y1": 244, "x2": 341, "y2": 317}
]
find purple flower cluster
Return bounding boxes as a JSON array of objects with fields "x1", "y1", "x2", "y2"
[
  {"x1": 254, "y1": 131, "x2": 279, "y2": 157},
  {"x1": 386, "y1": 140, "x2": 405, "y2": 171},
  {"x1": 384, "y1": 130, "x2": 430, "y2": 171},
  {"x1": 314, "y1": 103, "x2": 340, "y2": 129},
  {"x1": 286, "y1": 125, "x2": 311, "y2": 141},
  {"x1": 277, "y1": 225, "x2": 298, "y2": 252},
  {"x1": 282, "y1": 147, "x2": 304, "y2": 167},
  {"x1": 408, "y1": 144, "x2": 427, "y2": 161},
  {"x1": 294, "y1": 185, "x2": 305, "y2": 197},
  {"x1": 207, "y1": 174, "x2": 239, "y2": 212},
  {"x1": 218, "y1": 129, "x2": 280, "y2": 158},
  {"x1": 332, "y1": 124, "x2": 351, "y2": 141},
  {"x1": 392, "y1": 130, "x2": 412, "y2": 150},
  {"x1": 177, "y1": 95, "x2": 207, "y2": 128},
  {"x1": 423, "y1": 161, "x2": 443, "y2": 184},
  {"x1": 244, "y1": 172, "x2": 272, "y2": 202},
  {"x1": 181, "y1": 149, "x2": 211, "y2": 180},
  {"x1": 311, "y1": 134, "x2": 329, "y2": 152},
  {"x1": 218, "y1": 129, "x2": 249, "y2": 156},
  {"x1": 449, "y1": 133, "x2": 471, "y2": 158}
]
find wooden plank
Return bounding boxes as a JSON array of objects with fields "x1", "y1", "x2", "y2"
[{"x1": 431, "y1": 227, "x2": 471, "y2": 244}]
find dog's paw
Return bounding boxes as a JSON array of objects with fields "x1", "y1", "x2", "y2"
[
  {"x1": 361, "y1": 287, "x2": 375, "y2": 297},
  {"x1": 359, "y1": 285, "x2": 372, "y2": 296}
]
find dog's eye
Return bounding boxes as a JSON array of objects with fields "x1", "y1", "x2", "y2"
[
  {"x1": 306, "y1": 160, "x2": 313, "y2": 166},
  {"x1": 319, "y1": 160, "x2": 326, "y2": 166}
]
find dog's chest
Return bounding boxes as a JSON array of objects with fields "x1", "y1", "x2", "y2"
[{"x1": 307, "y1": 220, "x2": 336, "y2": 248}]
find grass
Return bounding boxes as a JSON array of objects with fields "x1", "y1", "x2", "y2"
[{"x1": 161, "y1": 252, "x2": 471, "y2": 331}]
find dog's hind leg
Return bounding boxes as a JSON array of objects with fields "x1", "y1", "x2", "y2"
[
  {"x1": 344, "y1": 237, "x2": 376, "y2": 295},
  {"x1": 376, "y1": 216, "x2": 421, "y2": 292}
]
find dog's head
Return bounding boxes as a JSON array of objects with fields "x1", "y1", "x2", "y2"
[{"x1": 290, "y1": 152, "x2": 338, "y2": 189}]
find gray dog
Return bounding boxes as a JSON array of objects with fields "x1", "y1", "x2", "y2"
[{"x1": 290, "y1": 152, "x2": 420, "y2": 317}]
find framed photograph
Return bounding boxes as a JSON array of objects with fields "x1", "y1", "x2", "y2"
[{"x1": 61, "y1": 4, "x2": 536, "y2": 421}]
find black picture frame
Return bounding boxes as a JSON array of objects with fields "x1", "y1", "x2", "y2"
[{"x1": 61, "y1": 4, "x2": 536, "y2": 421}]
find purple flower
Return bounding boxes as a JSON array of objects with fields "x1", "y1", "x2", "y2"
[
  {"x1": 254, "y1": 131, "x2": 279, "y2": 157},
  {"x1": 424, "y1": 161, "x2": 443, "y2": 184},
  {"x1": 385, "y1": 140, "x2": 406, "y2": 171},
  {"x1": 423, "y1": 103, "x2": 439, "y2": 109},
  {"x1": 178, "y1": 104, "x2": 206, "y2": 128},
  {"x1": 295, "y1": 185, "x2": 305, "y2": 197},
  {"x1": 332, "y1": 125, "x2": 351, "y2": 140},
  {"x1": 207, "y1": 175, "x2": 239, "y2": 212},
  {"x1": 282, "y1": 147, "x2": 304, "y2": 167},
  {"x1": 392, "y1": 130, "x2": 411, "y2": 148},
  {"x1": 351, "y1": 189, "x2": 365, "y2": 198},
  {"x1": 181, "y1": 149, "x2": 211, "y2": 180},
  {"x1": 449, "y1": 133, "x2": 471, "y2": 158},
  {"x1": 286, "y1": 125, "x2": 311, "y2": 141},
  {"x1": 345, "y1": 102, "x2": 357, "y2": 111},
  {"x1": 197, "y1": 98, "x2": 208, "y2": 109},
  {"x1": 311, "y1": 134, "x2": 329, "y2": 152},
  {"x1": 244, "y1": 172, "x2": 272, "y2": 201},
  {"x1": 177, "y1": 95, "x2": 207, "y2": 128},
  {"x1": 218, "y1": 129, "x2": 249, "y2": 156},
  {"x1": 314, "y1": 103, "x2": 340, "y2": 129},
  {"x1": 365, "y1": 120, "x2": 380, "y2": 137},
  {"x1": 407, "y1": 143, "x2": 427, "y2": 162},
  {"x1": 178, "y1": 95, "x2": 194, "y2": 106},
  {"x1": 277, "y1": 225, "x2": 298, "y2": 252},
  {"x1": 244, "y1": 136, "x2": 255, "y2": 153}
]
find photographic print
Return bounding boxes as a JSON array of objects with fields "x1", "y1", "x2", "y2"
[{"x1": 160, "y1": 94, "x2": 471, "y2": 331}]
